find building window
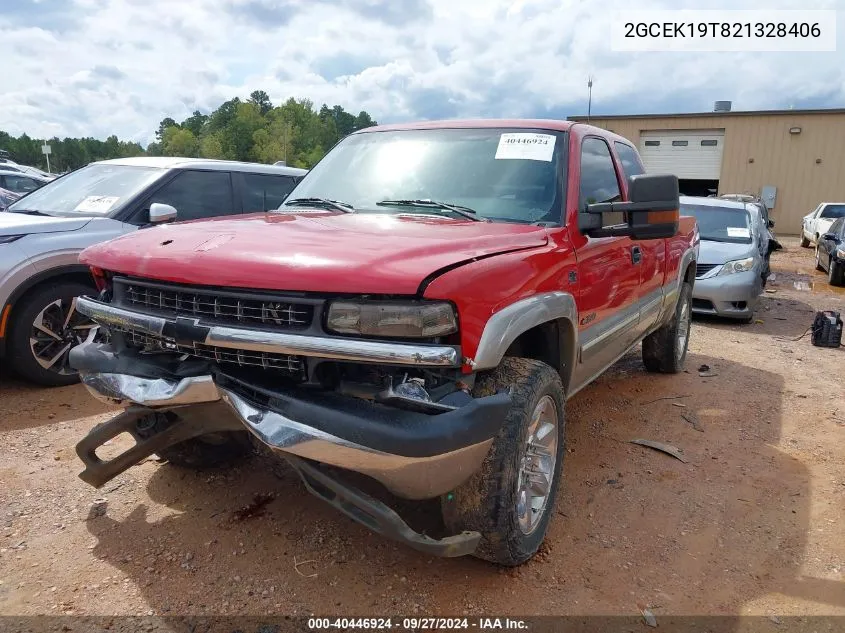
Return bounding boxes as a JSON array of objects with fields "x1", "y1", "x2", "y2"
[
  {"x1": 644, "y1": 140, "x2": 660, "y2": 147},
  {"x1": 701, "y1": 139, "x2": 718, "y2": 146},
  {"x1": 672, "y1": 140, "x2": 689, "y2": 147}
]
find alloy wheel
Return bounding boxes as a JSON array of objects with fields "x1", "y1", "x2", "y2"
[
  {"x1": 516, "y1": 395, "x2": 559, "y2": 535},
  {"x1": 676, "y1": 294, "x2": 691, "y2": 363},
  {"x1": 29, "y1": 297, "x2": 97, "y2": 375}
]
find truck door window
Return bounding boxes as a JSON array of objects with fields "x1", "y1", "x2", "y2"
[
  {"x1": 149, "y1": 170, "x2": 234, "y2": 221},
  {"x1": 242, "y1": 173, "x2": 297, "y2": 212},
  {"x1": 614, "y1": 142, "x2": 645, "y2": 180},
  {"x1": 580, "y1": 137, "x2": 621, "y2": 209}
]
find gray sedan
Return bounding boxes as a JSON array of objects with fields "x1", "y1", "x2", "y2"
[
  {"x1": 0, "y1": 157, "x2": 306, "y2": 386},
  {"x1": 680, "y1": 195, "x2": 766, "y2": 323}
]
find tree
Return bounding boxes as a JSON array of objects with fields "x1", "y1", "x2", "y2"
[
  {"x1": 199, "y1": 133, "x2": 225, "y2": 159},
  {"x1": 248, "y1": 90, "x2": 273, "y2": 115},
  {"x1": 182, "y1": 110, "x2": 208, "y2": 137},
  {"x1": 162, "y1": 127, "x2": 199, "y2": 157},
  {"x1": 156, "y1": 117, "x2": 178, "y2": 141}
]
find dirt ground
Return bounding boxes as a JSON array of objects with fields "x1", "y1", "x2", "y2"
[{"x1": 1, "y1": 237, "x2": 843, "y2": 619}]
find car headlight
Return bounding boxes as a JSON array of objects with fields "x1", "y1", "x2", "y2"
[
  {"x1": 836, "y1": 247, "x2": 845, "y2": 259},
  {"x1": 326, "y1": 300, "x2": 458, "y2": 338},
  {"x1": 718, "y1": 257, "x2": 755, "y2": 276},
  {"x1": 0, "y1": 235, "x2": 24, "y2": 244}
]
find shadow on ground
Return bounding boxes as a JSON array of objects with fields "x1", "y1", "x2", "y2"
[
  {"x1": 0, "y1": 375, "x2": 113, "y2": 431},
  {"x1": 81, "y1": 347, "x2": 842, "y2": 618}
]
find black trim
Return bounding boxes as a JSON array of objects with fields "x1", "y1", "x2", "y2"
[
  {"x1": 217, "y1": 371, "x2": 511, "y2": 459},
  {"x1": 284, "y1": 455, "x2": 480, "y2": 557}
]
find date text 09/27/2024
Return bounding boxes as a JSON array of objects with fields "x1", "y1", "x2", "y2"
[{"x1": 307, "y1": 617, "x2": 528, "y2": 630}]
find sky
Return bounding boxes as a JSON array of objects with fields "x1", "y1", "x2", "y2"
[{"x1": 1, "y1": 0, "x2": 843, "y2": 146}]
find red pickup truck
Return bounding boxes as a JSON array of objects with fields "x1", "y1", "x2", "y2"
[{"x1": 70, "y1": 120, "x2": 698, "y2": 566}]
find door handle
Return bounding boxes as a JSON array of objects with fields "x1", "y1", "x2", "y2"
[{"x1": 631, "y1": 245, "x2": 642, "y2": 265}]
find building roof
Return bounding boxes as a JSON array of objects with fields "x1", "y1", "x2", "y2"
[
  {"x1": 568, "y1": 108, "x2": 845, "y2": 121},
  {"x1": 95, "y1": 156, "x2": 308, "y2": 176}
]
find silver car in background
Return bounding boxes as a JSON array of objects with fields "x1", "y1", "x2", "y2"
[
  {"x1": 680, "y1": 195, "x2": 766, "y2": 323},
  {"x1": 0, "y1": 157, "x2": 306, "y2": 386}
]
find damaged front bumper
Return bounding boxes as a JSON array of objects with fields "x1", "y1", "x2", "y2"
[{"x1": 71, "y1": 342, "x2": 509, "y2": 501}]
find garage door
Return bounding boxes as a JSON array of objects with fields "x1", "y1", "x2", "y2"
[{"x1": 638, "y1": 130, "x2": 725, "y2": 179}]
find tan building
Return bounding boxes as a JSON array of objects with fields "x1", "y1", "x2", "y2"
[{"x1": 568, "y1": 107, "x2": 845, "y2": 234}]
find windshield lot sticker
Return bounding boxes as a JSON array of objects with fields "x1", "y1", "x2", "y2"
[
  {"x1": 74, "y1": 196, "x2": 120, "y2": 213},
  {"x1": 727, "y1": 227, "x2": 751, "y2": 238},
  {"x1": 495, "y1": 133, "x2": 556, "y2": 162}
]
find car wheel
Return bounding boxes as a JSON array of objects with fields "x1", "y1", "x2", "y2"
[
  {"x1": 830, "y1": 261, "x2": 845, "y2": 287},
  {"x1": 7, "y1": 282, "x2": 97, "y2": 386},
  {"x1": 441, "y1": 358, "x2": 565, "y2": 566},
  {"x1": 815, "y1": 247, "x2": 825, "y2": 272},
  {"x1": 642, "y1": 281, "x2": 692, "y2": 372},
  {"x1": 799, "y1": 232, "x2": 810, "y2": 248}
]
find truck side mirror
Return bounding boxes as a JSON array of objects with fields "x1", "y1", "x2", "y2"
[
  {"x1": 578, "y1": 174, "x2": 680, "y2": 240},
  {"x1": 149, "y1": 202, "x2": 178, "y2": 224}
]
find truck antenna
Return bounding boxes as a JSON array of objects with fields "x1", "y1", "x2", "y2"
[{"x1": 587, "y1": 76, "x2": 594, "y2": 122}]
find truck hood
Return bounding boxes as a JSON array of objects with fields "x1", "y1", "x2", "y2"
[
  {"x1": 698, "y1": 239, "x2": 758, "y2": 265},
  {"x1": 80, "y1": 211, "x2": 550, "y2": 294},
  {"x1": 0, "y1": 212, "x2": 92, "y2": 236}
]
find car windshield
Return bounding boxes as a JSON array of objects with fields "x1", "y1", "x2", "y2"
[
  {"x1": 820, "y1": 204, "x2": 845, "y2": 219},
  {"x1": 7, "y1": 163, "x2": 165, "y2": 217},
  {"x1": 280, "y1": 128, "x2": 566, "y2": 224},
  {"x1": 682, "y1": 203, "x2": 753, "y2": 244}
]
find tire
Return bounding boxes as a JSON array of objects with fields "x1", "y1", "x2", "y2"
[
  {"x1": 440, "y1": 358, "x2": 565, "y2": 566},
  {"x1": 799, "y1": 232, "x2": 810, "y2": 248},
  {"x1": 7, "y1": 281, "x2": 96, "y2": 386},
  {"x1": 642, "y1": 281, "x2": 692, "y2": 373},
  {"x1": 830, "y1": 261, "x2": 845, "y2": 287},
  {"x1": 815, "y1": 247, "x2": 825, "y2": 272},
  {"x1": 135, "y1": 411, "x2": 254, "y2": 469}
]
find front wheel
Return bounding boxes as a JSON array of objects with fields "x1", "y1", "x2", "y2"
[
  {"x1": 800, "y1": 232, "x2": 810, "y2": 248},
  {"x1": 441, "y1": 358, "x2": 565, "y2": 566},
  {"x1": 7, "y1": 282, "x2": 98, "y2": 386},
  {"x1": 642, "y1": 281, "x2": 692, "y2": 373}
]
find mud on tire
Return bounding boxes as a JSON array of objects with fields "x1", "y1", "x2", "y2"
[
  {"x1": 642, "y1": 281, "x2": 693, "y2": 373},
  {"x1": 136, "y1": 411, "x2": 254, "y2": 469},
  {"x1": 440, "y1": 358, "x2": 565, "y2": 567}
]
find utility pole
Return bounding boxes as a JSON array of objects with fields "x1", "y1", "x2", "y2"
[{"x1": 587, "y1": 76, "x2": 593, "y2": 123}]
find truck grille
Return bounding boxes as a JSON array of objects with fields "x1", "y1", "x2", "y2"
[
  {"x1": 695, "y1": 264, "x2": 719, "y2": 278},
  {"x1": 115, "y1": 279, "x2": 314, "y2": 330},
  {"x1": 119, "y1": 329, "x2": 305, "y2": 375}
]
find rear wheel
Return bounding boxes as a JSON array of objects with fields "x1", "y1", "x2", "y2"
[
  {"x1": 642, "y1": 281, "x2": 692, "y2": 373},
  {"x1": 815, "y1": 247, "x2": 825, "y2": 272},
  {"x1": 7, "y1": 282, "x2": 97, "y2": 386},
  {"x1": 441, "y1": 358, "x2": 565, "y2": 566}
]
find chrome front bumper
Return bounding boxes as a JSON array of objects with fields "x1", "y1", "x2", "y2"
[
  {"x1": 75, "y1": 296, "x2": 461, "y2": 368},
  {"x1": 76, "y1": 370, "x2": 502, "y2": 499}
]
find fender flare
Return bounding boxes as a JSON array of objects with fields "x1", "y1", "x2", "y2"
[{"x1": 470, "y1": 291, "x2": 578, "y2": 391}]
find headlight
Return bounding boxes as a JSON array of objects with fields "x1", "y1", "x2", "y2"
[
  {"x1": 836, "y1": 247, "x2": 845, "y2": 259},
  {"x1": 718, "y1": 257, "x2": 755, "y2": 276},
  {"x1": 327, "y1": 301, "x2": 458, "y2": 338},
  {"x1": 0, "y1": 235, "x2": 24, "y2": 244}
]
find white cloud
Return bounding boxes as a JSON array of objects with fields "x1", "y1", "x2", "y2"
[{"x1": 1, "y1": 0, "x2": 843, "y2": 145}]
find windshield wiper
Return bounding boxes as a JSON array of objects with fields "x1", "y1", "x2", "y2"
[
  {"x1": 9, "y1": 209, "x2": 48, "y2": 216},
  {"x1": 376, "y1": 199, "x2": 486, "y2": 222},
  {"x1": 284, "y1": 198, "x2": 354, "y2": 213}
]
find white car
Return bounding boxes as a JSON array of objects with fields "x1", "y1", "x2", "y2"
[{"x1": 801, "y1": 202, "x2": 845, "y2": 248}]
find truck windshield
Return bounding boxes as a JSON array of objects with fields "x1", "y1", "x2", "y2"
[
  {"x1": 280, "y1": 128, "x2": 566, "y2": 224},
  {"x1": 682, "y1": 203, "x2": 753, "y2": 244},
  {"x1": 8, "y1": 164, "x2": 165, "y2": 217}
]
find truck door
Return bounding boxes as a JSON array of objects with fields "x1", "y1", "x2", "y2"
[
  {"x1": 572, "y1": 136, "x2": 641, "y2": 384},
  {"x1": 613, "y1": 141, "x2": 665, "y2": 337}
]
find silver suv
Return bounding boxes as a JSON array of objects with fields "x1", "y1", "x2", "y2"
[{"x1": 0, "y1": 157, "x2": 307, "y2": 386}]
